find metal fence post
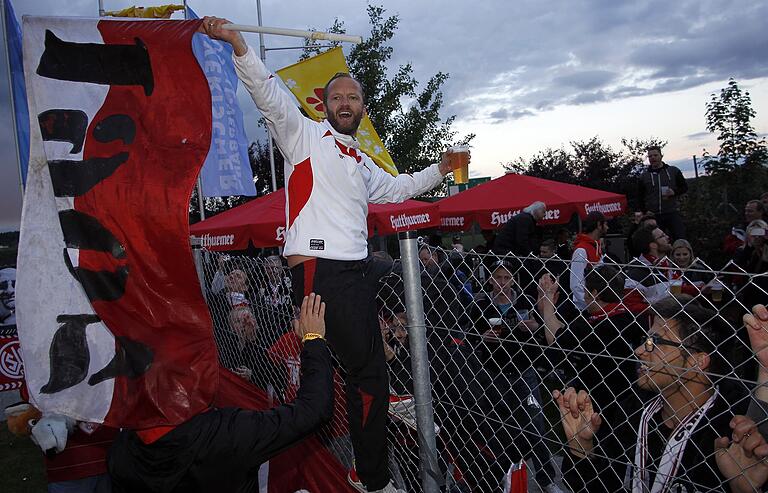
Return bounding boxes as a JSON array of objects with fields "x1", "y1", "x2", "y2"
[
  {"x1": 189, "y1": 235, "x2": 207, "y2": 303},
  {"x1": 398, "y1": 231, "x2": 440, "y2": 493}
]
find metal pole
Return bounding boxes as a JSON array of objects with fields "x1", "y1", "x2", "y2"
[
  {"x1": 0, "y1": 0, "x2": 23, "y2": 197},
  {"x1": 256, "y1": 0, "x2": 278, "y2": 193},
  {"x1": 189, "y1": 236, "x2": 208, "y2": 303},
  {"x1": 180, "y1": 0, "x2": 207, "y2": 219},
  {"x1": 398, "y1": 231, "x2": 440, "y2": 493},
  {"x1": 97, "y1": 0, "x2": 105, "y2": 17},
  {"x1": 221, "y1": 23, "x2": 362, "y2": 44},
  {"x1": 693, "y1": 155, "x2": 699, "y2": 178}
]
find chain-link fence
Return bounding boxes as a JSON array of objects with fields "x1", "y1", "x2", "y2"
[{"x1": 198, "y1": 244, "x2": 768, "y2": 493}]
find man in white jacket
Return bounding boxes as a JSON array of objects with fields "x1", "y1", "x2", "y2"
[{"x1": 204, "y1": 18, "x2": 463, "y2": 493}]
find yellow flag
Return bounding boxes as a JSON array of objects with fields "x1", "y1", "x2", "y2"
[
  {"x1": 276, "y1": 48, "x2": 398, "y2": 176},
  {"x1": 105, "y1": 5, "x2": 184, "y2": 18}
]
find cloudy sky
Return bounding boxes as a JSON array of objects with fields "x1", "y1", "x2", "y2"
[{"x1": 2, "y1": 0, "x2": 767, "y2": 231}]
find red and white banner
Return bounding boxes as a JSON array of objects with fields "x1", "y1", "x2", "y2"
[{"x1": 18, "y1": 17, "x2": 217, "y2": 428}]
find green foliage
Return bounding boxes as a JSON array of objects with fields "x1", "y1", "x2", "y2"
[
  {"x1": 248, "y1": 140, "x2": 285, "y2": 197},
  {"x1": 504, "y1": 136, "x2": 666, "y2": 210},
  {"x1": 679, "y1": 167, "x2": 768, "y2": 268},
  {"x1": 675, "y1": 78, "x2": 768, "y2": 266},
  {"x1": 702, "y1": 78, "x2": 768, "y2": 174},
  {"x1": 0, "y1": 231, "x2": 19, "y2": 268},
  {"x1": 298, "y1": 18, "x2": 345, "y2": 61}
]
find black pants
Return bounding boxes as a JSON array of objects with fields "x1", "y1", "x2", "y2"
[{"x1": 291, "y1": 258, "x2": 390, "y2": 490}]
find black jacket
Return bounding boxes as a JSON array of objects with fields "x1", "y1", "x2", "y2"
[
  {"x1": 637, "y1": 163, "x2": 688, "y2": 214},
  {"x1": 494, "y1": 211, "x2": 538, "y2": 256},
  {"x1": 468, "y1": 294, "x2": 544, "y2": 376},
  {"x1": 562, "y1": 390, "x2": 731, "y2": 493},
  {"x1": 549, "y1": 309, "x2": 645, "y2": 417},
  {"x1": 108, "y1": 339, "x2": 333, "y2": 493}
]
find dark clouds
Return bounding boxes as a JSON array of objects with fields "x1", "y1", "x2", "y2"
[
  {"x1": 2, "y1": 0, "x2": 766, "y2": 228},
  {"x1": 405, "y1": 0, "x2": 768, "y2": 123},
  {"x1": 686, "y1": 131, "x2": 711, "y2": 141}
]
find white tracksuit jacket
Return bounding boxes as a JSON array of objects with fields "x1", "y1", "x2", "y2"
[{"x1": 233, "y1": 47, "x2": 444, "y2": 261}]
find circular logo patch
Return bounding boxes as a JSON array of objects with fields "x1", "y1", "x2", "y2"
[{"x1": 0, "y1": 340, "x2": 24, "y2": 379}]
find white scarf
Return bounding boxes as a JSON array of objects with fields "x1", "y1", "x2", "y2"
[{"x1": 632, "y1": 388, "x2": 718, "y2": 493}]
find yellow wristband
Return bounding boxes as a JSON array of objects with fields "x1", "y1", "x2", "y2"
[{"x1": 301, "y1": 332, "x2": 324, "y2": 344}]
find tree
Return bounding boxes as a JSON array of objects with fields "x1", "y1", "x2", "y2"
[
  {"x1": 504, "y1": 137, "x2": 665, "y2": 210},
  {"x1": 505, "y1": 148, "x2": 577, "y2": 185},
  {"x1": 249, "y1": 140, "x2": 285, "y2": 197},
  {"x1": 702, "y1": 78, "x2": 768, "y2": 174},
  {"x1": 303, "y1": 4, "x2": 474, "y2": 191}
]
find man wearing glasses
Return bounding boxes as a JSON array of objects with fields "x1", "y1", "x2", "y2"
[{"x1": 553, "y1": 295, "x2": 768, "y2": 493}]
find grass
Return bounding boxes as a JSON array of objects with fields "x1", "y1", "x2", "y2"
[{"x1": 0, "y1": 425, "x2": 47, "y2": 492}]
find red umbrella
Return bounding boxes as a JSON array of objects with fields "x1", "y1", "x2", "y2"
[
  {"x1": 437, "y1": 173, "x2": 627, "y2": 231},
  {"x1": 367, "y1": 200, "x2": 440, "y2": 236},
  {"x1": 190, "y1": 190, "x2": 285, "y2": 251},
  {"x1": 190, "y1": 189, "x2": 439, "y2": 251}
]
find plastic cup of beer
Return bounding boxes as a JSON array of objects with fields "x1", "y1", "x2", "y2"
[
  {"x1": 448, "y1": 145, "x2": 470, "y2": 184},
  {"x1": 670, "y1": 279, "x2": 683, "y2": 295},
  {"x1": 711, "y1": 280, "x2": 724, "y2": 302}
]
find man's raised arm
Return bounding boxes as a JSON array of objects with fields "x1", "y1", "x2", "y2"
[{"x1": 202, "y1": 17, "x2": 309, "y2": 165}]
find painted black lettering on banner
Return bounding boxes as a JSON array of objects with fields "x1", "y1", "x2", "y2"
[
  {"x1": 37, "y1": 30, "x2": 154, "y2": 96},
  {"x1": 88, "y1": 335, "x2": 153, "y2": 386},
  {"x1": 93, "y1": 114, "x2": 136, "y2": 145},
  {"x1": 59, "y1": 210, "x2": 126, "y2": 259},
  {"x1": 48, "y1": 152, "x2": 128, "y2": 197},
  {"x1": 41, "y1": 314, "x2": 101, "y2": 394},
  {"x1": 63, "y1": 249, "x2": 129, "y2": 302},
  {"x1": 38, "y1": 109, "x2": 88, "y2": 154}
]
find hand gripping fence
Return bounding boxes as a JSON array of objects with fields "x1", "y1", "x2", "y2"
[{"x1": 198, "y1": 242, "x2": 768, "y2": 493}]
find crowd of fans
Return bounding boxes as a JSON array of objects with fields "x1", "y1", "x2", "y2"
[
  {"x1": 174, "y1": 148, "x2": 768, "y2": 492},
  {"x1": 197, "y1": 187, "x2": 768, "y2": 493}
]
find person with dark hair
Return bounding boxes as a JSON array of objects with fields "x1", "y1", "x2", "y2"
[
  {"x1": 556, "y1": 228, "x2": 572, "y2": 259},
  {"x1": 570, "y1": 211, "x2": 608, "y2": 311},
  {"x1": 254, "y1": 255, "x2": 294, "y2": 337},
  {"x1": 554, "y1": 295, "x2": 743, "y2": 493},
  {"x1": 468, "y1": 261, "x2": 563, "y2": 493},
  {"x1": 624, "y1": 224, "x2": 674, "y2": 312},
  {"x1": 637, "y1": 146, "x2": 688, "y2": 240},
  {"x1": 538, "y1": 265, "x2": 644, "y2": 420},
  {"x1": 380, "y1": 311, "x2": 412, "y2": 396},
  {"x1": 525, "y1": 239, "x2": 569, "y2": 305},
  {"x1": 203, "y1": 18, "x2": 465, "y2": 493},
  {"x1": 745, "y1": 199, "x2": 767, "y2": 223},
  {"x1": 539, "y1": 239, "x2": 556, "y2": 259},
  {"x1": 494, "y1": 201, "x2": 546, "y2": 256},
  {"x1": 626, "y1": 212, "x2": 659, "y2": 258}
]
